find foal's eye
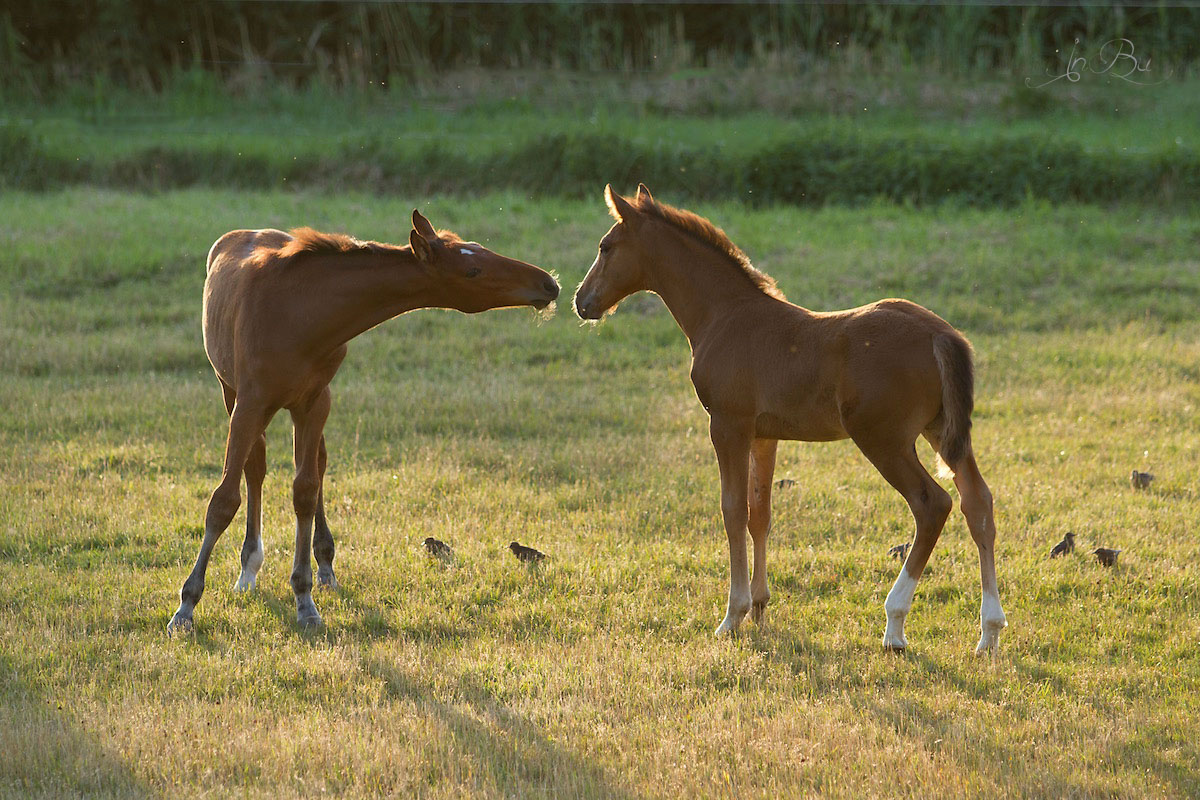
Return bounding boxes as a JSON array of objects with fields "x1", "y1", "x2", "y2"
[{"x1": 465, "y1": 267, "x2": 481, "y2": 278}]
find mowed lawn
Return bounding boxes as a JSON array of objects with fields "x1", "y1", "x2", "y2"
[{"x1": 2, "y1": 188, "x2": 1199, "y2": 798}]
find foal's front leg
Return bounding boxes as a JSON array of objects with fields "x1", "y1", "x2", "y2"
[
  {"x1": 748, "y1": 438, "x2": 778, "y2": 623},
  {"x1": 710, "y1": 415, "x2": 754, "y2": 636}
]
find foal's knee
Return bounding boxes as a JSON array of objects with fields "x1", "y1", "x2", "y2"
[
  {"x1": 720, "y1": 493, "x2": 749, "y2": 536},
  {"x1": 293, "y1": 474, "x2": 320, "y2": 518}
]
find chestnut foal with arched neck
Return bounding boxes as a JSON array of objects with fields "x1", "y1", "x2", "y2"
[
  {"x1": 575, "y1": 185, "x2": 1006, "y2": 654},
  {"x1": 168, "y1": 211, "x2": 559, "y2": 634}
]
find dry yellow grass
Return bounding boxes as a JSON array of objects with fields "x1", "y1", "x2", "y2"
[{"x1": 2, "y1": 189, "x2": 1199, "y2": 798}]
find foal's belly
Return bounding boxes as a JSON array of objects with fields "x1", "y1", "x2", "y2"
[{"x1": 754, "y1": 411, "x2": 847, "y2": 442}]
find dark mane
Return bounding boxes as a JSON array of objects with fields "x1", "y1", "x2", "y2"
[
  {"x1": 630, "y1": 196, "x2": 785, "y2": 301},
  {"x1": 250, "y1": 227, "x2": 398, "y2": 267},
  {"x1": 250, "y1": 227, "x2": 469, "y2": 268}
]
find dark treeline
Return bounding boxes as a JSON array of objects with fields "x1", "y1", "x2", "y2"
[{"x1": 3, "y1": 2, "x2": 1199, "y2": 93}]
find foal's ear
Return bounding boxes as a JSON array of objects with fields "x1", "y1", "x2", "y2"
[
  {"x1": 604, "y1": 184, "x2": 638, "y2": 226},
  {"x1": 636, "y1": 183, "x2": 654, "y2": 204},
  {"x1": 412, "y1": 209, "x2": 437, "y2": 240},
  {"x1": 409, "y1": 228, "x2": 433, "y2": 263}
]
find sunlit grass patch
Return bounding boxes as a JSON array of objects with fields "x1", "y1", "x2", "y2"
[{"x1": 1, "y1": 189, "x2": 1199, "y2": 798}]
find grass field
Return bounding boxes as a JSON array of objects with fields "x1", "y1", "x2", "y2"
[
  {"x1": 8, "y1": 71, "x2": 1200, "y2": 209},
  {"x1": 2, "y1": 185, "x2": 1199, "y2": 798}
]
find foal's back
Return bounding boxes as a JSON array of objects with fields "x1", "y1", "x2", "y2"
[{"x1": 697, "y1": 294, "x2": 961, "y2": 443}]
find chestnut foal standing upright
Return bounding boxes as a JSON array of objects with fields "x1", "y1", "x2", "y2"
[
  {"x1": 575, "y1": 185, "x2": 1007, "y2": 655},
  {"x1": 168, "y1": 211, "x2": 559, "y2": 634}
]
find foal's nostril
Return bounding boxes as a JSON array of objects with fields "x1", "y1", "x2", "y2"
[
  {"x1": 574, "y1": 295, "x2": 590, "y2": 318},
  {"x1": 544, "y1": 278, "x2": 560, "y2": 299}
]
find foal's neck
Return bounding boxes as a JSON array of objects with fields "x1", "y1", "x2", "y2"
[
  {"x1": 293, "y1": 248, "x2": 433, "y2": 348},
  {"x1": 645, "y1": 232, "x2": 774, "y2": 349}
]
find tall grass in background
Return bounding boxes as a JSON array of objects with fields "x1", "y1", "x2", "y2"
[{"x1": 1, "y1": 2, "x2": 1198, "y2": 97}]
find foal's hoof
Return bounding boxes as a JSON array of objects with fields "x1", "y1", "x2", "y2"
[
  {"x1": 316, "y1": 568, "x2": 339, "y2": 590},
  {"x1": 881, "y1": 632, "x2": 908, "y2": 652},
  {"x1": 714, "y1": 611, "x2": 748, "y2": 637},
  {"x1": 166, "y1": 613, "x2": 195, "y2": 636},
  {"x1": 295, "y1": 614, "x2": 324, "y2": 633},
  {"x1": 232, "y1": 572, "x2": 257, "y2": 593},
  {"x1": 295, "y1": 593, "x2": 323, "y2": 629},
  {"x1": 974, "y1": 621, "x2": 1006, "y2": 657},
  {"x1": 750, "y1": 600, "x2": 769, "y2": 625}
]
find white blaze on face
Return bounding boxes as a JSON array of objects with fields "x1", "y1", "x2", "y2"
[{"x1": 459, "y1": 248, "x2": 475, "y2": 256}]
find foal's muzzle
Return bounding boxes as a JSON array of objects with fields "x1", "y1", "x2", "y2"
[
  {"x1": 532, "y1": 278, "x2": 560, "y2": 309},
  {"x1": 574, "y1": 290, "x2": 598, "y2": 320}
]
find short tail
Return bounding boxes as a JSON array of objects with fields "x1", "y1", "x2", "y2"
[{"x1": 932, "y1": 332, "x2": 974, "y2": 476}]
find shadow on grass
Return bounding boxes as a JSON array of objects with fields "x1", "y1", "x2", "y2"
[
  {"x1": 746, "y1": 623, "x2": 1199, "y2": 796},
  {"x1": 242, "y1": 575, "x2": 565, "y2": 649},
  {"x1": 0, "y1": 653, "x2": 156, "y2": 799},
  {"x1": 362, "y1": 656, "x2": 642, "y2": 799}
]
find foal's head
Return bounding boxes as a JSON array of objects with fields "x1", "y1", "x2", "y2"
[
  {"x1": 408, "y1": 210, "x2": 560, "y2": 313},
  {"x1": 573, "y1": 184, "x2": 655, "y2": 321}
]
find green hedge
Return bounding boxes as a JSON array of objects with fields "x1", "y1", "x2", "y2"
[{"x1": 3, "y1": 125, "x2": 1196, "y2": 207}]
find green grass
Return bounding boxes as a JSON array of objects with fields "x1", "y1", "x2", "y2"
[
  {"x1": 2, "y1": 188, "x2": 1200, "y2": 798},
  {"x1": 20, "y1": 74, "x2": 1200, "y2": 159},
  {"x1": 5, "y1": 71, "x2": 1200, "y2": 205}
]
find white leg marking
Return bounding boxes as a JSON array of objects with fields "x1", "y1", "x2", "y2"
[
  {"x1": 975, "y1": 589, "x2": 1007, "y2": 656},
  {"x1": 883, "y1": 569, "x2": 918, "y2": 650},
  {"x1": 715, "y1": 586, "x2": 752, "y2": 636},
  {"x1": 233, "y1": 543, "x2": 264, "y2": 592}
]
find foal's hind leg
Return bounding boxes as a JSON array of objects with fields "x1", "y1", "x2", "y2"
[
  {"x1": 748, "y1": 438, "x2": 778, "y2": 624},
  {"x1": 234, "y1": 433, "x2": 266, "y2": 591},
  {"x1": 312, "y1": 436, "x2": 339, "y2": 590},
  {"x1": 288, "y1": 388, "x2": 332, "y2": 627},
  {"x1": 852, "y1": 434, "x2": 952, "y2": 651},
  {"x1": 217, "y1": 383, "x2": 267, "y2": 593},
  {"x1": 169, "y1": 398, "x2": 270, "y2": 634},
  {"x1": 941, "y1": 445, "x2": 1007, "y2": 655}
]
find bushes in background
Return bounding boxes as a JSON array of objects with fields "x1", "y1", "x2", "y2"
[
  {"x1": 4, "y1": 125, "x2": 1196, "y2": 207},
  {"x1": 3, "y1": 2, "x2": 1199, "y2": 94}
]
